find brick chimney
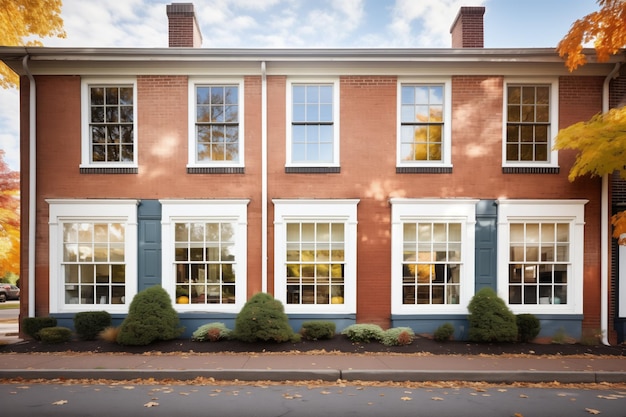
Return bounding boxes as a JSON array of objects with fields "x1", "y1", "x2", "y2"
[
  {"x1": 166, "y1": 3, "x2": 203, "y2": 47},
  {"x1": 450, "y1": 6, "x2": 485, "y2": 48}
]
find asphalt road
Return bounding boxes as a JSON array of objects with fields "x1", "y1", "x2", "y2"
[
  {"x1": 1, "y1": 383, "x2": 625, "y2": 417},
  {"x1": 0, "y1": 300, "x2": 19, "y2": 319}
]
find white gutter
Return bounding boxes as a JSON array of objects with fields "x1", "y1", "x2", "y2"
[
  {"x1": 601, "y1": 62, "x2": 621, "y2": 345},
  {"x1": 261, "y1": 61, "x2": 268, "y2": 293},
  {"x1": 22, "y1": 55, "x2": 36, "y2": 318}
]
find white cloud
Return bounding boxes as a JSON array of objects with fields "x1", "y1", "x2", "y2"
[{"x1": 390, "y1": 0, "x2": 487, "y2": 47}]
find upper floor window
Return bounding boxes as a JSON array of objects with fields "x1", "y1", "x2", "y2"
[
  {"x1": 286, "y1": 80, "x2": 340, "y2": 169},
  {"x1": 397, "y1": 80, "x2": 452, "y2": 170},
  {"x1": 81, "y1": 79, "x2": 137, "y2": 171},
  {"x1": 390, "y1": 199, "x2": 477, "y2": 315},
  {"x1": 496, "y1": 199, "x2": 586, "y2": 315},
  {"x1": 504, "y1": 81, "x2": 558, "y2": 167},
  {"x1": 47, "y1": 199, "x2": 139, "y2": 314},
  {"x1": 161, "y1": 199, "x2": 249, "y2": 312},
  {"x1": 187, "y1": 80, "x2": 244, "y2": 172}
]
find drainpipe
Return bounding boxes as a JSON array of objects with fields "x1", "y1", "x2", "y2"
[
  {"x1": 22, "y1": 55, "x2": 36, "y2": 318},
  {"x1": 601, "y1": 62, "x2": 621, "y2": 345},
  {"x1": 261, "y1": 61, "x2": 268, "y2": 293}
]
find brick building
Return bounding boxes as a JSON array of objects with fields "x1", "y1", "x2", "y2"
[{"x1": 1, "y1": 4, "x2": 625, "y2": 342}]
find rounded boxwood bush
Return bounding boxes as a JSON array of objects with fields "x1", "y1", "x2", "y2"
[
  {"x1": 517, "y1": 313, "x2": 541, "y2": 342},
  {"x1": 74, "y1": 311, "x2": 112, "y2": 341},
  {"x1": 38, "y1": 326, "x2": 72, "y2": 344},
  {"x1": 300, "y1": 321, "x2": 336, "y2": 340},
  {"x1": 231, "y1": 292, "x2": 298, "y2": 343},
  {"x1": 22, "y1": 316, "x2": 57, "y2": 340},
  {"x1": 117, "y1": 285, "x2": 184, "y2": 346},
  {"x1": 381, "y1": 327, "x2": 415, "y2": 346},
  {"x1": 192, "y1": 322, "x2": 231, "y2": 342},
  {"x1": 341, "y1": 323, "x2": 384, "y2": 343},
  {"x1": 468, "y1": 287, "x2": 518, "y2": 343},
  {"x1": 434, "y1": 322, "x2": 455, "y2": 342}
]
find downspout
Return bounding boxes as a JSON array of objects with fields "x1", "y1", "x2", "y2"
[
  {"x1": 22, "y1": 55, "x2": 36, "y2": 318},
  {"x1": 261, "y1": 61, "x2": 268, "y2": 293},
  {"x1": 601, "y1": 62, "x2": 621, "y2": 345}
]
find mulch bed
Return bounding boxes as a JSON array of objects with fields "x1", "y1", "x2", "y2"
[{"x1": 2, "y1": 334, "x2": 626, "y2": 356}]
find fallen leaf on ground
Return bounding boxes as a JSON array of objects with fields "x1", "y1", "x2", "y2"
[
  {"x1": 585, "y1": 408, "x2": 601, "y2": 414},
  {"x1": 52, "y1": 400, "x2": 68, "y2": 405},
  {"x1": 401, "y1": 396, "x2": 412, "y2": 401},
  {"x1": 431, "y1": 397, "x2": 444, "y2": 401},
  {"x1": 144, "y1": 401, "x2": 159, "y2": 407}
]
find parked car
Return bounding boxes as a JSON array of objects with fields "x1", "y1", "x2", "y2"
[{"x1": 0, "y1": 284, "x2": 19, "y2": 302}]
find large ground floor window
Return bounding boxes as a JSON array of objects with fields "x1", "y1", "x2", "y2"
[
  {"x1": 161, "y1": 200, "x2": 249, "y2": 312},
  {"x1": 47, "y1": 199, "x2": 138, "y2": 313},
  {"x1": 391, "y1": 199, "x2": 477, "y2": 314},
  {"x1": 274, "y1": 199, "x2": 358, "y2": 314},
  {"x1": 497, "y1": 199, "x2": 586, "y2": 314}
]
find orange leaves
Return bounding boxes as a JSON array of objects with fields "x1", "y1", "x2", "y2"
[
  {"x1": 0, "y1": 0, "x2": 66, "y2": 88},
  {"x1": 557, "y1": 0, "x2": 626, "y2": 71}
]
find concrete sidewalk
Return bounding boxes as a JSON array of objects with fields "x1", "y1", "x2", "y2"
[{"x1": 1, "y1": 346, "x2": 625, "y2": 384}]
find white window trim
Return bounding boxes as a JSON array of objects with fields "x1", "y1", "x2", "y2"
[
  {"x1": 396, "y1": 78, "x2": 452, "y2": 168},
  {"x1": 187, "y1": 78, "x2": 245, "y2": 168},
  {"x1": 502, "y1": 78, "x2": 559, "y2": 168},
  {"x1": 390, "y1": 198, "x2": 477, "y2": 315},
  {"x1": 80, "y1": 78, "x2": 138, "y2": 168},
  {"x1": 160, "y1": 199, "x2": 249, "y2": 313},
  {"x1": 285, "y1": 78, "x2": 340, "y2": 168},
  {"x1": 496, "y1": 199, "x2": 587, "y2": 315},
  {"x1": 47, "y1": 199, "x2": 139, "y2": 314},
  {"x1": 273, "y1": 199, "x2": 359, "y2": 314}
]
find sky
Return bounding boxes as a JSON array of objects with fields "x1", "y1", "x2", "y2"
[{"x1": 0, "y1": 0, "x2": 601, "y2": 171}]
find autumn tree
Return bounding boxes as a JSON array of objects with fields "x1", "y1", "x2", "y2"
[
  {"x1": 0, "y1": 0, "x2": 65, "y2": 88},
  {"x1": 0, "y1": 150, "x2": 20, "y2": 279},
  {"x1": 554, "y1": 0, "x2": 626, "y2": 243}
]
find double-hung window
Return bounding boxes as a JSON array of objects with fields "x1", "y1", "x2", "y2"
[
  {"x1": 273, "y1": 199, "x2": 358, "y2": 313},
  {"x1": 503, "y1": 80, "x2": 558, "y2": 168},
  {"x1": 187, "y1": 80, "x2": 244, "y2": 172},
  {"x1": 47, "y1": 199, "x2": 138, "y2": 313},
  {"x1": 286, "y1": 80, "x2": 340, "y2": 170},
  {"x1": 81, "y1": 79, "x2": 137, "y2": 171},
  {"x1": 390, "y1": 199, "x2": 477, "y2": 314},
  {"x1": 497, "y1": 200, "x2": 586, "y2": 314},
  {"x1": 161, "y1": 200, "x2": 249, "y2": 312},
  {"x1": 397, "y1": 80, "x2": 452, "y2": 170}
]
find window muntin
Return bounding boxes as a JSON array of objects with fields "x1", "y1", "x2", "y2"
[
  {"x1": 496, "y1": 199, "x2": 586, "y2": 315},
  {"x1": 508, "y1": 222, "x2": 569, "y2": 305},
  {"x1": 174, "y1": 221, "x2": 237, "y2": 304},
  {"x1": 195, "y1": 85, "x2": 240, "y2": 163},
  {"x1": 400, "y1": 85, "x2": 444, "y2": 162},
  {"x1": 48, "y1": 199, "x2": 138, "y2": 313},
  {"x1": 285, "y1": 222, "x2": 345, "y2": 305},
  {"x1": 286, "y1": 80, "x2": 340, "y2": 167},
  {"x1": 402, "y1": 222, "x2": 461, "y2": 305},
  {"x1": 62, "y1": 222, "x2": 127, "y2": 305},
  {"x1": 273, "y1": 199, "x2": 358, "y2": 314},
  {"x1": 81, "y1": 79, "x2": 137, "y2": 168},
  {"x1": 390, "y1": 199, "x2": 477, "y2": 315},
  {"x1": 161, "y1": 200, "x2": 249, "y2": 312},
  {"x1": 506, "y1": 85, "x2": 550, "y2": 162}
]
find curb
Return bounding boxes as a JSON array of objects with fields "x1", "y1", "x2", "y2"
[{"x1": 1, "y1": 369, "x2": 625, "y2": 383}]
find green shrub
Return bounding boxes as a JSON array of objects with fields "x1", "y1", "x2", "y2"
[
  {"x1": 380, "y1": 327, "x2": 415, "y2": 346},
  {"x1": 38, "y1": 326, "x2": 72, "y2": 344},
  {"x1": 434, "y1": 323, "x2": 455, "y2": 342},
  {"x1": 22, "y1": 316, "x2": 57, "y2": 340},
  {"x1": 192, "y1": 322, "x2": 232, "y2": 342},
  {"x1": 300, "y1": 321, "x2": 336, "y2": 340},
  {"x1": 74, "y1": 311, "x2": 112, "y2": 341},
  {"x1": 116, "y1": 285, "x2": 184, "y2": 346},
  {"x1": 231, "y1": 292, "x2": 298, "y2": 343},
  {"x1": 467, "y1": 287, "x2": 518, "y2": 343},
  {"x1": 516, "y1": 313, "x2": 540, "y2": 343},
  {"x1": 341, "y1": 323, "x2": 384, "y2": 343}
]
